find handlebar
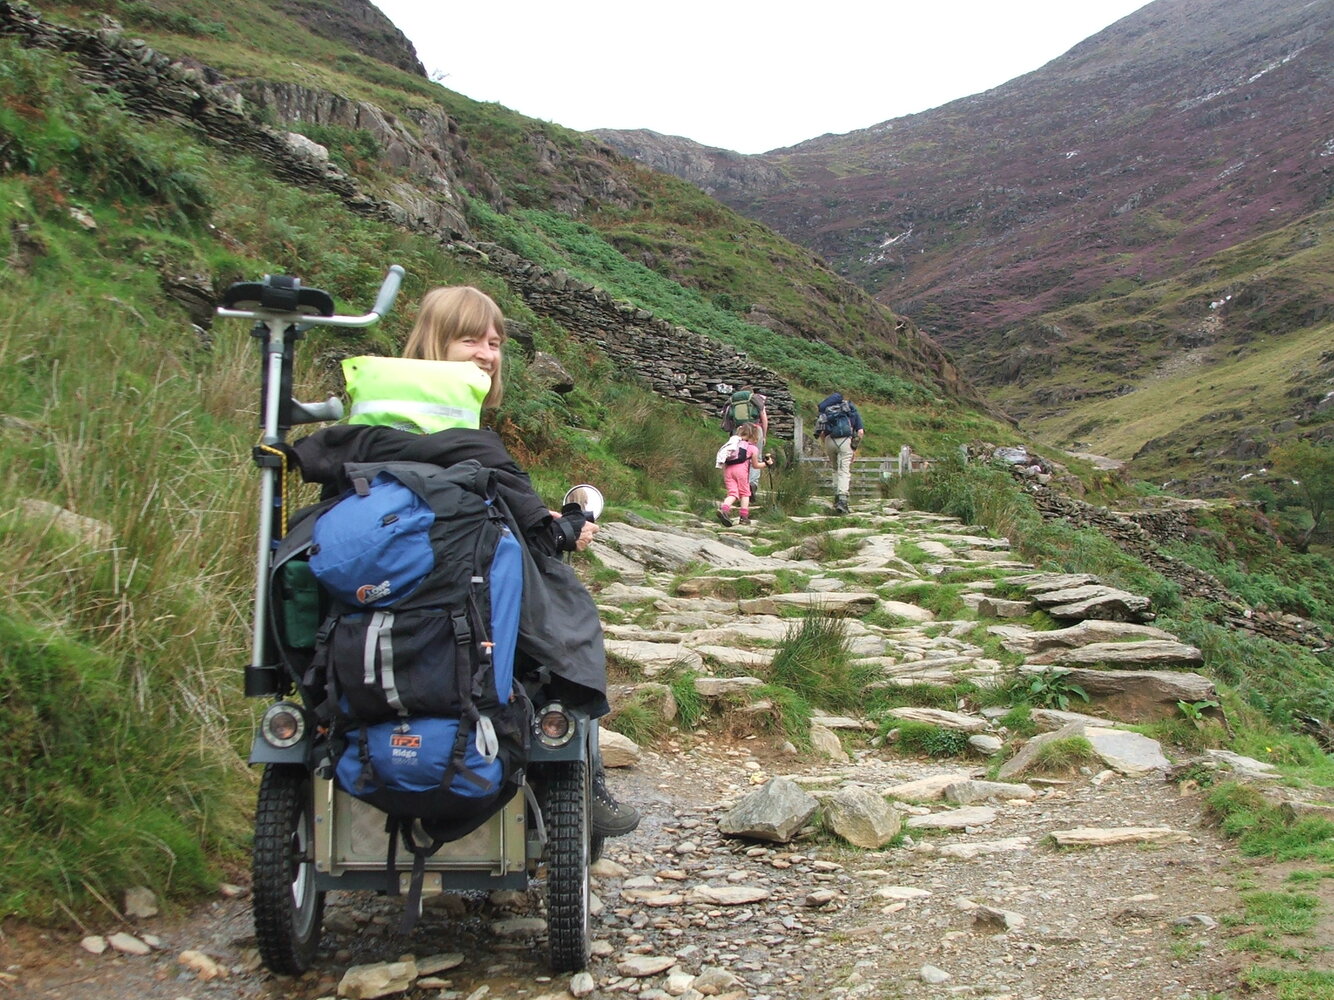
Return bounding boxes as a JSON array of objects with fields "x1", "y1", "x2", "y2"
[{"x1": 216, "y1": 265, "x2": 405, "y2": 330}]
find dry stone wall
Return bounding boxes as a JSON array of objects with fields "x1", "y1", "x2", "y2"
[{"x1": 462, "y1": 242, "x2": 796, "y2": 437}]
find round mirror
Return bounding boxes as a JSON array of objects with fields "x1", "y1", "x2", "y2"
[{"x1": 563, "y1": 484, "x2": 604, "y2": 522}]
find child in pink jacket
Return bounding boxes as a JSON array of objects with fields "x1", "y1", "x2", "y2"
[{"x1": 714, "y1": 423, "x2": 766, "y2": 526}]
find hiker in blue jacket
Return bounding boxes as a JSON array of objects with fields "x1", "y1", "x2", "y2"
[
  {"x1": 815, "y1": 392, "x2": 865, "y2": 515},
  {"x1": 295, "y1": 285, "x2": 639, "y2": 837}
]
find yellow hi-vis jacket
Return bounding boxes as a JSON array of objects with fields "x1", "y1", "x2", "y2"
[{"x1": 341, "y1": 356, "x2": 491, "y2": 433}]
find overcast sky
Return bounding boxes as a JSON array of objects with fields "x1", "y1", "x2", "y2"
[{"x1": 370, "y1": 1, "x2": 1152, "y2": 155}]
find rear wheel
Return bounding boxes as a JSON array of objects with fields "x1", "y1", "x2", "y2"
[
  {"x1": 253, "y1": 764, "x2": 324, "y2": 974},
  {"x1": 545, "y1": 761, "x2": 590, "y2": 971}
]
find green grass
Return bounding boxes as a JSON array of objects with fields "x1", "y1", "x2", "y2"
[
  {"x1": 1240, "y1": 968, "x2": 1334, "y2": 999},
  {"x1": 1205, "y1": 782, "x2": 1334, "y2": 862},
  {"x1": 1239, "y1": 890, "x2": 1320, "y2": 936},
  {"x1": 891, "y1": 721, "x2": 973, "y2": 758},
  {"x1": 883, "y1": 581, "x2": 969, "y2": 619},
  {"x1": 1032, "y1": 736, "x2": 1099, "y2": 774}
]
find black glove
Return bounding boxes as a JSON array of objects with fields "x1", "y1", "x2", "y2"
[{"x1": 552, "y1": 504, "x2": 588, "y2": 553}]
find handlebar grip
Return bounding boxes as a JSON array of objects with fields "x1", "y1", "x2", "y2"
[{"x1": 370, "y1": 265, "x2": 406, "y2": 319}]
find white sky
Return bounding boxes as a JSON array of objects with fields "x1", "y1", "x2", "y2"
[{"x1": 370, "y1": 1, "x2": 1152, "y2": 155}]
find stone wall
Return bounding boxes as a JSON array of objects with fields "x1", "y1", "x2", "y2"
[{"x1": 462, "y1": 243, "x2": 795, "y2": 437}]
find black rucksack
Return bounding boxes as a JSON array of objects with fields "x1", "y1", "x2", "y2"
[
  {"x1": 721, "y1": 390, "x2": 761, "y2": 432},
  {"x1": 269, "y1": 459, "x2": 531, "y2": 926}
]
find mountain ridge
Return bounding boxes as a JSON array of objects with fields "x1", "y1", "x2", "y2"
[{"x1": 595, "y1": 0, "x2": 1334, "y2": 491}]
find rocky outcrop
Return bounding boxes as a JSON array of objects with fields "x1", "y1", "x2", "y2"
[
  {"x1": 1027, "y1": 483, "x2": 1327, "y2": 649},
  {"x1": 591, "y1": 128, "x2": 785, "y2": 197}
]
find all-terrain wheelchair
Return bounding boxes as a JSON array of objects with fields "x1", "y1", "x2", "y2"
[{"x1": 217, "y1": 268, "x2": 598, "y2": 974}]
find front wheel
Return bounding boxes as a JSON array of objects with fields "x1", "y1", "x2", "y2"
[
  {"x1": 545, "y1": 761, "x2": 590, "y2": 971},
  {"x1": 252, "y1": 764, "x2": 325, "y2": 974}
]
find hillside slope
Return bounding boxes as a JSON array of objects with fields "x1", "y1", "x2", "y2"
[{"x1": 597, "y1": 0, "x2": 1334, "y2": 490}]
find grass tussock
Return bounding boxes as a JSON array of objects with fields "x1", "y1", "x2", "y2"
[
  {"x1": 1031, "y1": 736, "x2": 1099, "y2": 775},
  {"x1": 768, "y1": 612, "x2": 860, "y2": 712},
  {"x1": 891, "y1": 721, "x2": 973, "y2": 758}
]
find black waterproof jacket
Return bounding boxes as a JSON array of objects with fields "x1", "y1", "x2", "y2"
[{"x1": 291, "y1": 424, "x2": 609, "y2": 714}]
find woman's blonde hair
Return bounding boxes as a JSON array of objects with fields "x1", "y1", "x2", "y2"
[{"x1": 402, "y1": 286, "x2": 506, "y2": 408}]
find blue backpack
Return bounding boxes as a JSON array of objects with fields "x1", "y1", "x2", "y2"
[{"x1": 272, "y1": 459, "x2": 530, "y2": 926}]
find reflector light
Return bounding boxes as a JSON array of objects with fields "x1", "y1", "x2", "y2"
[
  {"x1": 260, "y1": 702, "x2": 306, "y2": 749},
  {"x1": 534, "y1": 702, "x2": 575, "y2": 747}
]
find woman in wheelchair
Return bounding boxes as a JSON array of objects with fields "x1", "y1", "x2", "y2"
[{"x1": 291, "y1": 285, "x2": 639, "y2": 838}]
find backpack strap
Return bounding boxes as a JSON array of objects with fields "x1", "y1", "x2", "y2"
[
  {"x1": 305, "y1": 614, "x2": 341, "y2": 725},
  {"x1": 365, "y1": 610, "x2": 409, "y2": 716},
  {"x1": 450, "y1": 608, "x2": 476, "y2": 710},
  {"x1": 387, "y1": 816, "x2": 446, "y2": 934},
  {"x1": 352, "y1": 727, "x2": 378, "y2": 794}
]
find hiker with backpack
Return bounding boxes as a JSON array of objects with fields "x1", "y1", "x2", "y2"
[
  {"x1": 714, "y1": 421, "x2": 769, "y2": 526},
  {"x1": 815, "y1": 392, "x2": 865, "y2": 514},
  {"x1": 720, "y1": 385, "x2": 770, "y2": 496},
  {"x1": 291, "y1": 285, "x2": 639, "y2": 838}
]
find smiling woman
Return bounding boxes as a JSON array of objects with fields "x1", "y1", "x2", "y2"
[{"x1": 369, "y1": 0, "x2": 1151, "y2": 154}]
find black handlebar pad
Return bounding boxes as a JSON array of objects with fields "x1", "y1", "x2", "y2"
[{"x1": 220, "y1": 274, "x2": 334, "y2": 317}]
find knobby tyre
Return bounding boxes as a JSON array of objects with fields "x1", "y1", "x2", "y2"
[
  {"x1": 252, "y1": 764, "x2": 325, "y2": 974},
  {"x1": 545, "y1": 760, "x2": 591, "y2": 971}
]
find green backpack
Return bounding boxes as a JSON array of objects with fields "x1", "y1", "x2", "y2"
[{"x1": 722, "y1": 390, "x2": 760, "y2": 431}]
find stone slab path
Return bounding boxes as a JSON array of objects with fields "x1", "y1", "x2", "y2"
[{"x1": 1, "y1": 496, "x2": 1302, "y2": 1000}]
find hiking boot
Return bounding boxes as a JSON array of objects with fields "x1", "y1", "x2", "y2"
[
  {"x1": 716, "y1": 508, "x2": 733, "y2": 527},
  {"x1": 590, "y1": 767, "x2": 640, "y2": 837},
  {"x1": 738, "y1": 514, "x2": 750, "y2": 526},
  {"x1": 833, "y1": 495, "x2": 850, "y2": 515}
]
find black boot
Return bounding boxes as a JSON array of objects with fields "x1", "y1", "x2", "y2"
[
  {"x1": 833, "y1": 494, "x2": 850, "y2": 514},
  {"x1": 590, "y1": 767, "x2": 640, "y2": 837}
]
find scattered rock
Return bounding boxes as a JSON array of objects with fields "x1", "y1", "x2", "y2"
[
  {"x1": 107, "y1": 932, "x2": 151, "y2": 956},
  {"x1": 338, "y1": 960, "x2": 418, "y2": 999},
  {"x1": 822, "y1": 784, "x2": 902, "y2": 848},
  {"x1": 717, "y1": 777, "x2": 819, "y2": 843},
  {"x1": 123, "y1": 886, "x2": 158, "y2": 919},
  {"x1": 1049, "y1": 826, "x2": 1191, "y2": 847},
  {"x1": 178, "y1": 949, "x2": 227, "y2": 980}
]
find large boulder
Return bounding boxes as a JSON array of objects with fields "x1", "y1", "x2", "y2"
[{"x1": 1018, "y1": 666, "x2": 1222, "y2": 723}]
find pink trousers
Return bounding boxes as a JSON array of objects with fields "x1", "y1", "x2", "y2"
[{"x1": 722, "y1": 463, "x2": 751, "y2": 501}]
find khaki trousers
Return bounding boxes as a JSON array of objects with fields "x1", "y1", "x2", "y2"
[{"x1": 821, "y1": 436, "x2": 855, "y2": 496}]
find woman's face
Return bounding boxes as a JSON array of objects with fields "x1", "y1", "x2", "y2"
[{"x1": 444, "y1": 324, "x2": 503, "y2": 380}]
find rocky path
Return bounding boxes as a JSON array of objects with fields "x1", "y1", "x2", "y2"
[{"x1": 3, "y1": 498, "x2": 1297, "y2": 1000}]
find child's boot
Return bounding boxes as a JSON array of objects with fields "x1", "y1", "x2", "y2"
[{"x1": 716, "y1": 505, "x2": 733, "y2": 527}]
